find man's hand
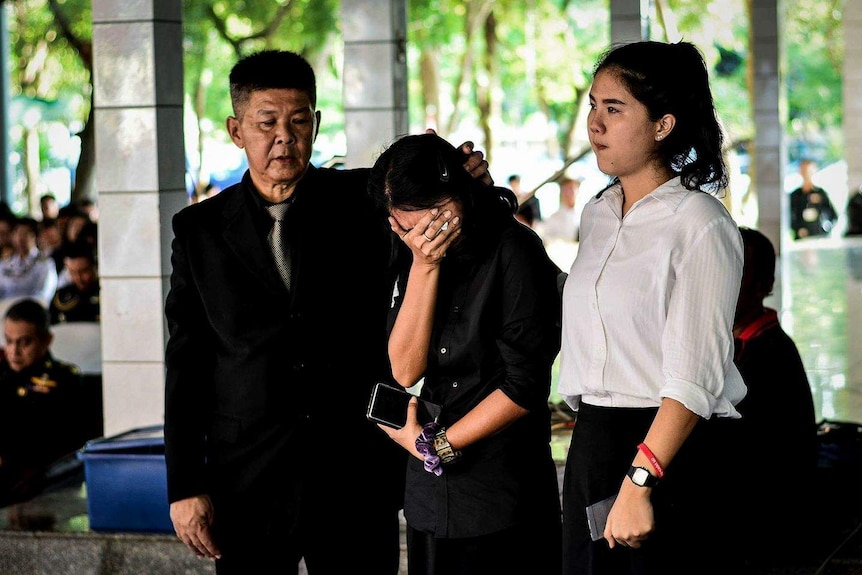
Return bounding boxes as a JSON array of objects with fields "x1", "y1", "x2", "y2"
[
  {"x1": 425, "y1": 128, "x2": 494, "y2": 186},
  {"x1": 170, "y1": 495, "x2": 221, "y2": 560}
]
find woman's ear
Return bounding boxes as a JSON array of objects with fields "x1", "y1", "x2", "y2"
[{"x1": 655, "y1": 114, "x2": 676, "y2": 141}]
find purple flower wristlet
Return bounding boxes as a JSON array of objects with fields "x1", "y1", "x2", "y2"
[{"x1": 415, "y1": 422, "x2": 443, "y2": 476}]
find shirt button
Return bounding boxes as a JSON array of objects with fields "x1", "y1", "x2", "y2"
[
  {"x1": 453, "y1": 306, "x2": 461, "y2": 313},
  {"x1": 452, "y1": 381, "x2": 459, "y2": 388},
  {"x1": 440, "y1": 347, "x2": 447, "y2": 354}
]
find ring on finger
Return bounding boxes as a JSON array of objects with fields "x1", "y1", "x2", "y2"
[{"x1": 423, "y1": 232, "x2": 433, "y2": 242}]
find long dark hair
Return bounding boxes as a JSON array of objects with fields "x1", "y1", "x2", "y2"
[
  {"x1": 595, "y1": 41, "x2": 728, "y2": 193},
  {"x1": 368, "y1": 133, "x2": 517, "y2": 253}
]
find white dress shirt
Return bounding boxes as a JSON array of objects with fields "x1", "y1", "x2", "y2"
[{"x1": 559, "y1": 177, "x2": 746, "y2": 419}]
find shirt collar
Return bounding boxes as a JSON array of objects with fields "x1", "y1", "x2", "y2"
[{"x1": 593, "y1": 176, "x2": 689, "y2": 214}]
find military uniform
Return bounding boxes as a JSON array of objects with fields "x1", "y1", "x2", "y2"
[
  {"x1": 0, "y1": 353, "x2": 86, "y2": 506},
  {"x1": 49, "y1": 284, "x2": 100, "y2": 324}
]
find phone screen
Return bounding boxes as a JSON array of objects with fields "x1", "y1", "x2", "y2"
[
  {"x1": 366, "y1": 382, "x2": 442, "y2": 429},
  {"x1": 367, "y1": 383, "x2": 412, "y2": 428}
]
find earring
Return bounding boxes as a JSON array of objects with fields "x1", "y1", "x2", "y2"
[{"x1": 656, "y1": 135, "x2": 664, "y2": 141}]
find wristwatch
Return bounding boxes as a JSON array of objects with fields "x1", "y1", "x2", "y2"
[{"x1": 627, "y1": 465, "x2": 660, "y2": 488}]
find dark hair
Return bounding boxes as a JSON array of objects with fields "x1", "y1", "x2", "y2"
[
  {"x1": 63, "y1": 240, "x2": 97, "y2": 265},
  {"x1": 368, "y1": 134, "x2": 517, "y2": 250},
  {"x1": 739, "y1": 227, "x2": 775, "y2": 295},
  {"x1": 13, "y1": 216, "x2": 39, "y2": 237},
  {"x1": 594, "y1": 41, "x2": 727, "y2": 192},
  {"x1": 229, "y1": 50, "x2": 317, "y2": 117},
  {"x1": 5, "y1": 298, "x2": 51, "y2": 338}
]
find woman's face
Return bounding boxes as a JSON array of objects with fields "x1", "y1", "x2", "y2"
[
  {"x1": 587, "y1": 69, "x2": 663, "y2": 180},
  {"x1": 389, "y1": 197, "x2": 463, "y2": 234}
]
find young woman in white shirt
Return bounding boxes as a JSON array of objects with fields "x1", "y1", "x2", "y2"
[{"x1": 559, "y1": 41, "x2": 746, "y2": 574}]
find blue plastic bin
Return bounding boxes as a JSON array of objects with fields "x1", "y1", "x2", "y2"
[{"x1": 77, "y1": 425, "x2": 173, "y2": 533}]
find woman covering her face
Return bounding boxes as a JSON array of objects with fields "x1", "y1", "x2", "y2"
[{"x1": 368, "y1": 133, "x2": 563, "y2": 575}]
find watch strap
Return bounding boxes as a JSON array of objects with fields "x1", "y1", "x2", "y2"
[{"x1": 627, "y1": 465, "x2": 660, "y2": 487}]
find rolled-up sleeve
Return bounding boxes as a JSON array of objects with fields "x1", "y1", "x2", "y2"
[{"x1": 660, "y1": 216, "x2": 744, "y2": 418}]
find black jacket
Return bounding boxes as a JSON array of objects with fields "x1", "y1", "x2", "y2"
[{"x1": 164, "y1": 167, "x2": 401, "y2": 511}]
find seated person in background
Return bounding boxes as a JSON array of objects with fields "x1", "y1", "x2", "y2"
[
  {"x1": 0, "y1": 299, "x2": 86, "y2": 507},
  {"x1": 50, "y1": 243, "x2": 100, "y2": 324},
  {"x1": 0, "y1": 217, "x2": 58, "y2": 302},
  {"x1": 0, "y1": 214, "x2": 15, "y2": 262},
  {"x1": 727, "y1": 226, "x2": 817, "y2": 566},
  {"x1": 37, "y1": 218, "x2": 63, "y2": 273}
]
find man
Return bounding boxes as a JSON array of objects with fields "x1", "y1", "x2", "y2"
[
  {"x1": 164, "y1": 50, "x2": 490, "y2": 574},
  {"x1": 789, "y1": 159, "x2": 837, "y2": 240},
  {"x1": 39, "y1": 194, "x2": 60, "y2": 222},
  {"x1": 538, "y1": 176, "x2": 581, "y2": 242},
  {"x1": 0, "y1": 298, "x2": 86, "y2": 507},
  {"x1": 49, "y1": 242, "x2": 100, "y2": 324}
]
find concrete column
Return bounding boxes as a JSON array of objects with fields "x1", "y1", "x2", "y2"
[
  {"x1": 92, "y1": 0, "x2": 186, "y2": 434},
  {"x1": 340, "y1": 0, "x2": 408, "y2": 168},
  {"x1": 845, "y1": 0, "x2": 862, "y2": 199},
  {"x1": 609, "y1": 0, "x2": 649, "y2": 45},
  {"x1": 749, "y1": 1, "x2": 785, "y2": 255},
  {"x1": 0, "y1": 1, "x2": 12, "y2": 204}
]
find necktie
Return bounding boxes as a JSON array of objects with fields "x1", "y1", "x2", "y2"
[{"x1": 265, "y1": 202, "x2": 292, "y2": 290}]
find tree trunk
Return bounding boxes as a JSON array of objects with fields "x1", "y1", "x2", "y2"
[
  {"x1": 72, "y1": 101, "x2": 95, "y2": 205},
  {"x1": 420, "y1": 50, "x2": 440, "y2": 131},
  {"x1": 476, "y1": 11, "x2": 498, "y2": 162},
  {"x1": 24, "y1": 127, "x2": 40, "y2": 212},
  {"x1": 444, "y1": 0, "x2": 493, "y2": 137}
]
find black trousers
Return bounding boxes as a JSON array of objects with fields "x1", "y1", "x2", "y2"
[
  {"x1": 213, "y1": 494, "x2": 400, "y2": 575},
  {"x1": 561, "y1": 403, "x2": 740, "y2": 575},
  {"x1": 407, "y1": 520, "x2": 560, "y2": 575}
]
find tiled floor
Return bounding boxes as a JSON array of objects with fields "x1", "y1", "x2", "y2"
[{"x1": 779, "y1": 235, "x2": 862, "y2": 425}]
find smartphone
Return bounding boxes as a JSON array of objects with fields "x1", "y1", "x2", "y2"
[{"x1": 366, "y1": 382, "x2": 441, "y2": 429}]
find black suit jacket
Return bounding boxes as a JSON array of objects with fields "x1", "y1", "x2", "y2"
[{"x1": 164, "y1": 167, "x2": 400, "y2": 515}]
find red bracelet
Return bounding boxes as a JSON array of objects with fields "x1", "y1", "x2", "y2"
[{"x1": 637, "y1": 442, "x2": 664, "y2": 478}]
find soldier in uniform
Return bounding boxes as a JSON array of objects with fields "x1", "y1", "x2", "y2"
[
  {"x1": 0, "y1": 298, "x2": 86, "y2": 507},
  {"x1": 49, "y1": 242, "x2": 100, "y2": 324}
]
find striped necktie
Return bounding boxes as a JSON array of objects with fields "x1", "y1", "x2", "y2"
[{"x1": 265, "y1": 202, "x2": 292, "y2": 290}]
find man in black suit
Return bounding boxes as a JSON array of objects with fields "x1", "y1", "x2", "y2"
[{"x1": 164, "y1": 50, "x2": 490, "y2": 574}]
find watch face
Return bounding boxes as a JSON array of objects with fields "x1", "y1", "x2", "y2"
[{"x1": 632, "y1": 467, "x2": 650, "y2": 486}]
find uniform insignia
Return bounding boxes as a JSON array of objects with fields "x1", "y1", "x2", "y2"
[{"x1": 30, "y1": 373, "x2": 58, "y2": 393}]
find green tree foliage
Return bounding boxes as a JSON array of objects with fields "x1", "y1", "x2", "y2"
[
  {"x1": 5, "y1": 0, "x2": 850, "y2": 207},
  {"x1": 784, "y1": 0, "x2": 843, "y2": 164}
]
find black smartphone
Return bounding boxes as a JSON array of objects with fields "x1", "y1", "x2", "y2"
[{"x1": 366, "y1": 382, "x2": 441, "y2": 429}]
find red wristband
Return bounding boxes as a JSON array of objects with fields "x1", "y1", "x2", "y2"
[{"x1": 637, "y1": 442, "x2": 664, "y2": 478}]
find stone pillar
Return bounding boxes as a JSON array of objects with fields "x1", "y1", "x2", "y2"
[
  {"x1": 0, "y1": 1, "x2": 12, "y2": 204},
  {"x1": 845, "y1": 0, "x2": 862, "y2": 199},
  {"x1": 340, "y1": 0, "x2": 408, "y2": 168},
  {"x1": 92, "y1": 0, "x2": 186, "y2": 434},
  {"x1": 750, "y1": 1, "x2": 785, "y2": 254},
  {"x1": 609, "y1": 0, "x2": 648, "y2": 45}
]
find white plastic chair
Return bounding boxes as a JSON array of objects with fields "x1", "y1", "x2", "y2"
[{"x1": 50, "y1": 322, "x2": 103, "y2": 375}]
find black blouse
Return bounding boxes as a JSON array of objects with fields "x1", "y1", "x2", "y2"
[{"x1": 388, "y1": 218, "x2": 562, "y2": 538}]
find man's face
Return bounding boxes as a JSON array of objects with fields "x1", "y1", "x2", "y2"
[
  {"x1": 66, "y1": 257, "x2": 98, "y2": 292},
  {"x1": 12, "y1": 225, "x2": 36, "y2": 255},
  {"x1": 226, "y1": 89, "x2": 320, "y2": 198},
  {"x1": 4, "y1": 319, "x2": 51, "y2": 373}
]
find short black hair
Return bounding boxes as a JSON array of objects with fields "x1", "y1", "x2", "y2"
[
  {"x1": 5, "y1": 298, "x2": 51, "y2": 338},
  {"x1": 13, "y1": 216, "x2": 39, "y2": 237},
  {"x1": 63, "y1": 241, "x2": 97, "y2": 265},
  {"x1": 739, "y1": 227, "x2": 776, "y2": 295},
  {"x1": 229, "y1": 50, "x2": 317, "y2": 117}
]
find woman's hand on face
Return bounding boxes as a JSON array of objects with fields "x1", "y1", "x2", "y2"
[
  {"x1": 390, "y1": 208, "x2": 461, "y2": 266},
  {"x1": 377, "y1": 397, "x2": 425, "y2": 461}
]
